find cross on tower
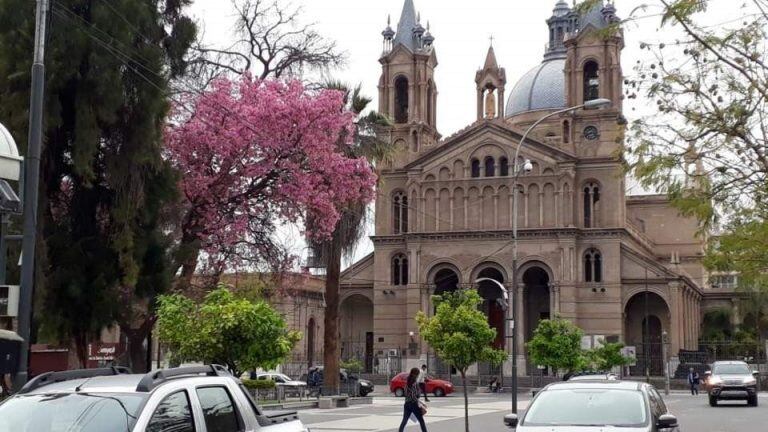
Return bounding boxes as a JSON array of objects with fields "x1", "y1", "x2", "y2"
[{"x1": 489, "y1": 34, "x2": 495, "y2": 47}]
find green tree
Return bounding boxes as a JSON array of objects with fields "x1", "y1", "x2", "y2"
[
  {"x1": 416, "y1": 290, "x2": 506, "y2": 432},
  {"x1": 0, "y1": 0, "x2": 195, "y2": 369},
  {"x1": 624, "y1": 1, "x2": 768, "y2": 226},
  {"x1": 705, "y1": 220, "x2": 768, "y2": 340},
  {"x1": 309, "y1": 82, "x2": 392, "y2": 395},
  {"x1": 586, "y1": 342, "x2": 634, "y2": 371},
  {"x1": 156, "y1": 287, "x2": 300, "y2": 376},
  {"x1": 527, "y1": 317, "x2": 586, "y2": 376}
]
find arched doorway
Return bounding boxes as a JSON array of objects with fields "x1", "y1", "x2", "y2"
[
  {"x1": 476, "y1": 267, "x2": 506, "y2": 350},
  {"x1": 340, "y1": 294, "x2": 374, "y2": 372},
  {"x1": 306, "y1": 318, "x2": 316, "y2": 367},
  {"x1": 624, "y1": 292, "x2": 670, "y2": 376},
  {"x1": 523, "y1": 267, "x2": 551, "y2": 343},
  {"x1": 434, "y1": 268, "x2": 459, "y2": 296}
]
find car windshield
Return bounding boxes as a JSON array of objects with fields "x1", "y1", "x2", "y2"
[
  {"x1": 276, "y1": 374, "x2": 293, "y2": 381},
  {"x1": 523, "y1": 388, "x2": 647, "y2": 427},
  {"x1": 0, "y1": 393, "x2": 146, "y2": 432},
  {"x1": 713, "y1": 364, "x2": 751, "y2": 375}
]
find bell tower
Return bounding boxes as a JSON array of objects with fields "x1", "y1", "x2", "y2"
[
  {"x1": 475, "y1": 43, "x2": 506, "y2": 121},
  {"x1": 379, "y1": 0, "x2": 440, "y2": 164},
  {"x1": 563, "y1": 0, "x2": 624, "y2": 157}
]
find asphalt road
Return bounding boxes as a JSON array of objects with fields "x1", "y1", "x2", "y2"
[{"x1": 296, "y1": 391, "x2": 768, "y2": 432}]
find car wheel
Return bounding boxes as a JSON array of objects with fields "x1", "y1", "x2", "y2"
[
  {"x1": 434, "y1": 388, "x2": 445, "y2": 397},
  {"x1": 709, "y1": 396, "x2": 718, "y2": 407},
  {"x1": 395, "y1": 387, "x2": 404, "y2": 397},
  {"x1": 360, "y1": 390, "x2": 370, "y2": 397},
  {"x1": 748, "y1": 396, "x2": 758, "y2": 407}
]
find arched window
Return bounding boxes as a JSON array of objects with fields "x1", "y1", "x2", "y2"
[
  {"x1": 583, "y1": 182, "x2": 600, "y2": 228},
  {"x1": 499, "y1": 157, "x2": 509, "y2": 176},
  {"x1": 392, "y1": 253, "x2": 409, "y2": 286},
  {"x1": 584, "y1": 61, "x2": 600, "y2": 102},
  {"x1": 392, "y1": 191, "x2": 408, "y2": 234},
  {"x1": 563, "y1": 120, "x2": 570, "y2": 144},
  {"x1": 584, "y1": 249, "x2": 602, "y2": 283},
  {"x1": 471, "y1": 158, "x2": 481, "y2": 178},
  {"x1": 395, "y1": 76, "x2": 409, "y2": 123},
  {"x1": 484, "y1": 156, "x2": 495, "y2": 177}
]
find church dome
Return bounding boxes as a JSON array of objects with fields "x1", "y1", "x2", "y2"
[{"x1": 505, "y1": 58, "x2": 566, "y2": 117}]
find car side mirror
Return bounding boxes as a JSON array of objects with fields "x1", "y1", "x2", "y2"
[
  {"x1": 704, "y1": 371, "x2": 712, "y2": 376},
  {"x1": 504, "y1": 414, "x2": 519, "y2": 429},
  {"x1": 753, "y1": 371, "x2": 760, "y2": 377},
  {"x1": 657, "y1": 414, "x2": 678, "y2": 429}
]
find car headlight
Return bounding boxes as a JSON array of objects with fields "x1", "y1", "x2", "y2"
[
  {"x1": 709, "y1": 376, "x2": 723, "y2": 385},
  {"x1": 744, "y1": 377, "x2": 757, "y2": 386}
]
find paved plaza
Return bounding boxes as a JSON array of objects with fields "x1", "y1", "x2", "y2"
[{"x1": 294, "y1": 391, "x2": 768, "y2": 432}]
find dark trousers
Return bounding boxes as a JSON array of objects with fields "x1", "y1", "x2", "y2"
[
  {"x1": 690, "y1": 383, "x2": 699, "y2": 395},
  {"x1": 419, "y1": 382, "x2": 429, "y2": 400},
  {"x1": 398, "y1": 401, "x2": 427, "y2": 432}
]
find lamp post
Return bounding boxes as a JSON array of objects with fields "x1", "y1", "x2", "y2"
[
  {"x1": 14, "y1": 0, "x2": 49, "y2": 389},
  {"x1": 509, "y1": 98, "x2": 611, "y2": 413}
]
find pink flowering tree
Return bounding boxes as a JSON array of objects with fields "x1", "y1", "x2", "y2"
[{"x1": 165, "y1": 77, "x2": 376, "y2": 289}]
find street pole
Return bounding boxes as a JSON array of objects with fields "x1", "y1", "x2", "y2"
[
  {"x1": 14, "y1": 0, "x2": 48, "y2": 389},
  {"x1": 508, "y1": 98, "x2": 610, "y2": 414}
]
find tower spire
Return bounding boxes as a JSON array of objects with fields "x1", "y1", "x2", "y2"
[{"x1": 393, "y1": 0, "x2": 419, "y2": 52}]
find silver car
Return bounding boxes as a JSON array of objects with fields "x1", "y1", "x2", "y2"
[{"x1": 504, "y1": 380, "x2": 680, "y2": 431}]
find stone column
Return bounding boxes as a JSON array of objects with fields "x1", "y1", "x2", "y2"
[
  {"x1": 515, "y1": 283, "x2": 526, "y2": 375},
  {"x1": 449, "y1": 196, "x2": 455, "y2": 231},
  {"x1": 494, "y1": 194, "x2": 499, "y2": 229},
  {"x1": 668, "y1": 282, "x2": 682, "y2": 355}
]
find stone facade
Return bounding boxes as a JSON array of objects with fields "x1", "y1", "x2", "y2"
[{"x1": 340, "y1": 1, "x2": 712, "y2": 376}]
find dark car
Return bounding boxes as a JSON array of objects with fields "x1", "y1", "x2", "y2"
[
  {"x1": 503, "y1": 380, "x2": 680, "y2": 431},
  {"x1": 304, "y1": 366, "x2": 374, "y2": 397},
  {"x1": 705, "y1": 360, "x2": 759, "y2": 407}
]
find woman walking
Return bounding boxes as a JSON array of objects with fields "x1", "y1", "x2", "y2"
[{"x1": 398, "y1": 367, "x2": 428, "y2": 432}]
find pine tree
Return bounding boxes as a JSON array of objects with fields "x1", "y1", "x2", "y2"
[{"x1": 0, "y1": 0, "x2": 195, "y2": 370}]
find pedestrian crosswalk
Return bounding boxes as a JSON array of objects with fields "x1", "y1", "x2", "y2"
[{"x1": 301, "y1": 397, "x2": 529, "y2": 432}]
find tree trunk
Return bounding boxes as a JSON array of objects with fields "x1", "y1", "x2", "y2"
[
  {"x1": 174, "y1": 234, "x2": 202, "y2": 293},
  {"x1": 461, "y1": 369, "x2": 469, "y2": 432},
  {"x1": 121, "y1": 318, "x2": 155, "y2": 373},
  {"x1": 322, "y1": 242, "x2": 342, "y2": 395}
]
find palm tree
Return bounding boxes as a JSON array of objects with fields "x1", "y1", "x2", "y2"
[{"x1": 310, "y1": 82, "x2": 393, "y2": 395}]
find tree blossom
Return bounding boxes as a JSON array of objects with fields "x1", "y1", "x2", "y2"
[{"x1": 165, "y1": 77, "x2": 376, "y2": 281}]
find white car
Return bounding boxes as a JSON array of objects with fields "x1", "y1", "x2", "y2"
[
  {"x1": 256, "y1": 373, "x2": 307, "y2": 388},
  {"x1": 0, "y1": 365, "x2": 310, "y2": 432}
]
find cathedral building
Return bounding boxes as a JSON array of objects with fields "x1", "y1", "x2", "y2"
[{"x1": 339, "y1": 0, "x2": 708, "y2": 376}]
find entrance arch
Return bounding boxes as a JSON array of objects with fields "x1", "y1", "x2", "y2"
[
  {"x1": 340, "y1": 294, "x2": 374, "y2": 372},
  {"x1": 433, "y1": 268, "x2": 460, "y2": 296},
  {"x1": 624, "y1": 291, "x2": 670, "y2": 376},
  {"x1": 476, "y1": 266, "x2": 506, "y2": 349},
  {"x1": 523, "y1": 266, "x2": 551, "y2": 344}
]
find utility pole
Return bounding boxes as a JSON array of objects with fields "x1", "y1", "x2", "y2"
[
  {"x1": 662, "y1": 330, "x2": 670, "y2": 395},
  {"x1": 14, "y1": 0, "x2": 48, "y2": 389}
]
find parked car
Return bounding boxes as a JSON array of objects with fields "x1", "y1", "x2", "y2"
[
  {"x1": 0, "y1": 364, "x2": 310, "y2": 432},
  {"x1": 256, "y1": 372, "x2": 307, "y2": 396},
  {"x1": 705, "y1": 360, "x2": 759, "y2": 407},
  {"x1": 503, "y1": 380, "x2": 680, "y2": 431},
  {"x1": 389, "y1": 372, "x2": 454, "y2": 397},
  {"x1": 302, "y1": 366, "x2": 374, "y2": 397}
]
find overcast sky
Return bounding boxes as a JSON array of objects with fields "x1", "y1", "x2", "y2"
[{"x1": 187, "y1": 0, "x2": 744, "y2": 266}]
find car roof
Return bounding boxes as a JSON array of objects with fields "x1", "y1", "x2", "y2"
[
  {"x1": 543, "y1": 380, "x2": 644, "y2": 391},
  {"x1": 22, "y1": 374, "x2": 148, "y2": 395},
  {"x1": 18, "y1": 365, "x2": 235, "y2": 396},
  {"x1": 712, "y1": 360, "x2": 748, "y2": 365}
]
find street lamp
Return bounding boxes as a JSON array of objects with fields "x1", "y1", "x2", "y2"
[{"x1": 509, "y1": 97, "x2": 611, "y2": 413}]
